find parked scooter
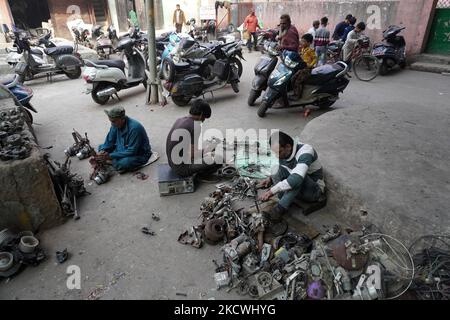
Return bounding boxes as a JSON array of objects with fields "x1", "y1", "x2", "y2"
[
  {"x1": 83, "y1": 37, "x2": 149, "y2": 105},
  {"x1": 13, "y1": 30, "x2": 82, "y2": 83},
  {"x1": 257, "y1": 51, "x2": 350, "y2": 117},
  {"x1": 0, "y1": 74, "x2": 37, "y2": 123},
  {"x1": 92, "y1": 25, "x2": 114, "y2": 60},
  {"x1": 162, "y1": 41, "x2": 242, "y2": 106},
  {"x1": 372, "y1": 25, "x2": 406, "y2": 75},
  {"x1": 248, "y1": 41, "x2": 279, "y2": 106}
]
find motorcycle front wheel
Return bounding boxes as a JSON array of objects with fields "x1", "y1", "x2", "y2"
[
  {"x1": 172, "y1": 95, "x2": 191, "y2": 107},
  {"x1": 257, "y1": 101, "x2": 270, "y2": 118},
  {"x1": 248, "y1": 89, "x2": 261, "y2": 106},
  {"x1": 229, "y1": 57, "x2": 243, "y2": 78}
]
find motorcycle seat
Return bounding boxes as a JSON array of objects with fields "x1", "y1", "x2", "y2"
[
  {"x1": 30, "y1": 48, "x2": 43, "y2": 55},
  {"x1": 92, "y1": 59, "x2": 125, "y2": 70},
  {"x1": 305, "y1": 63, "x2": 344, "y2": 85},
  {"x1": 44, "y1": 45, "x2": 74, "y2": 56}
]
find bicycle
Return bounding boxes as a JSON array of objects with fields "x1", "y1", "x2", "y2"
[{"x1": 326, "y1": 36, "x2": 379, "y2": 82}]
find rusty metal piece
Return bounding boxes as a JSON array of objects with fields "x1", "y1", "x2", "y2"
[
  {"x1": 331, "y1": 235, "x2": 369, "y2": 271},
  {"x1": 204, "y1": 218, "x2": 226, "y2": 245},
  {"x1": 177, "y1": 227, "x2": 203, "y2": 248}
]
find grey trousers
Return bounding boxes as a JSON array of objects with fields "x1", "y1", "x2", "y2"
[{"x1": 272, "y1": 166, "x2": 322, "y2": 209}]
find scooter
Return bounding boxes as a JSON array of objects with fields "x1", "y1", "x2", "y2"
[
  {"x1": 257, "y1": 51, "x2": 350, "y2": 118},
  {"x1": 92, "y1": 25, "x2": 114, "y2": 60},
  {"x1": 13, "y1": 30, "x2": 82, "y2": 83},
  {"x1": 248, "y1": 41, "x2": 279, "y2": 106},
  {"x1": 1, "y1": 73, "x2": 37, "y2": 123},
  {"x1": 83, "y1": 37, "x2": 149, "y2": 105},
  {"x1": 163, "y1": 42, "x2": 242, "y2": 106},
  {"x1": 372, "y1": 25, "x2": 406, "y2": 75}
]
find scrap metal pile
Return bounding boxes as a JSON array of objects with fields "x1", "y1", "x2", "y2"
[
  {"x1": 0, "y1": 229, "x2": 45, "y2": 279},
  {"x1": 178, "y1": 176, "x2": 423, "y2": 300},
  {"x1": 0, "y1": 107, "x2": 32, "y2": 161}
]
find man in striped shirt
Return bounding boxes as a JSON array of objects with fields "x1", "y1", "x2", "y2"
[
  {"x1": 259, "y1": 131, "x2": 326, "y2": 226},
  {"x1": 314, "y1": 17, "x2": 331, "y2": 66}
]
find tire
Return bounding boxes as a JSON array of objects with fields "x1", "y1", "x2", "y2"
[
  {"x1": 172, "y1": 95, "x2": 191, "y2": 107},
  {"x1": 65, "y1": 66, "x2": 82, "y2": 79},
  {"x1": 162, "y1": 58, "x2": 175, "y2": 82},
  {"x1": 229, "y1": 57, "x2": 243, "y2": 78},
  {"x1": 257, "y1": 101, "x2": 270, "y2": 118},
  {"x1": 379, "y1": 62, "x2": 389, "y2": 76},
  {"x1": 248, "y1": 89, "x2": 261, "y2": 106},
  {"x1": 231, "y1": 81, "x2": 239, "y2": 93},
  {"x1": 316, "y1": 100, "x2": 336, "y2": 110},
  {"x1": 23, "y1": 108, "x2": 33, "y2": 124},
  {"x1": 353, "y1": 55, "x2": 379, "y2": 82},
  {"x1": 91, "y1": 83, "x2": 111, "y2": 105}
]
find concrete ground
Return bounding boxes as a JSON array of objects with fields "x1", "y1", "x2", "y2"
[{"x1": 0, "y1": 51, "x2": 448, "y2": 299}]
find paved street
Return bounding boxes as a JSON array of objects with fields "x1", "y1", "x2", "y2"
[{"x1": 0, "y1": 51, "x2": 449, "y2": 300}]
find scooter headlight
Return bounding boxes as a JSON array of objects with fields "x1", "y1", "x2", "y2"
[{"x1": 284, "y1": 56, "x2": 299, "y2": 69}]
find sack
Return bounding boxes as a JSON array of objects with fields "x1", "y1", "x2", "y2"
[{"x1": 243, "y1": 30, "x2": 250, "y2": 40}]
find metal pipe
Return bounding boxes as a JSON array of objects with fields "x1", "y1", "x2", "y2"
[{"x1": 145, "y1": 0, "x2": 159, "y2": 105}]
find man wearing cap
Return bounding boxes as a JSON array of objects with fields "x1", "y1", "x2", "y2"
[{"x1": 98, "y1": 106, "x2": 152, "y2": 172}]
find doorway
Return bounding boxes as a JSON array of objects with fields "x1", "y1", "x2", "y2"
[
  {"x1": 426, "y1": 0, "x2": 450, "y2": 55},
  {"x1": 8, "y1": 0, "x2": 50, "y2": 30}
]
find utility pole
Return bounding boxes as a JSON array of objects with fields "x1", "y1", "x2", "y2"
[{"x1": 145, "y1": 0, "x2": 158, "y2": 105}]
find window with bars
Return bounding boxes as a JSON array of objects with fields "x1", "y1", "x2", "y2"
[{"x1": 437, "y1": 0, "x2": 450, "y2": 9}]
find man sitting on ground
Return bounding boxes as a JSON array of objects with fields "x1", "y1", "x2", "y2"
[
  {"x1": 258, "y1": 131, "x2": 326, "y2": 231},
  {"x1": 166, "y1": 99, "x2": 222, "y2": 178},
  {"x1": 97, "y1": 106, "x2": 152, "y2": 172}
]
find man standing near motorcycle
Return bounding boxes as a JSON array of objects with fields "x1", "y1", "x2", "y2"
[
  {"x1": 278, "y1": 14, "x2": 299, "y2": 52},
  {"x1": 314, "y1": 17, "x2": 331, "y2": 66},
  {"x1": 290, "y1": 33, "x2": 317, "y2": 100},
  {"x1": 173, "y1": 4, "x2": 186, "y2": 33},
  {"x1": 342, "y1": 22, "x2": 366, "y2": 69},
  {"x1": 243, "y1": 11, "x2": 259, "y2": 52},
  {"x1": 332, "y1": 14, "x2": 353, "y2": 40},
  {"x1": 97, "y1": 106, "x2": 152, "y2": 172},
  {"x1": 307, "y1": 20, "x2": 320, "y2": 49},
  {"x1": 258, "y1": 131, "x2": 326, "y2": 234}
]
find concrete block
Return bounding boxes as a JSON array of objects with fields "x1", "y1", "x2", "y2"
[{"x1": 0, "y1": 98, "x2": 63, "y2": 232}]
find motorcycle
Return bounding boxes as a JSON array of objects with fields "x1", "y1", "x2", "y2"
[
  {"x1": 162, "y1": 37, "x2": 244, "y2": 82},
  {"x1": 372, "y1": 25, "x2": 406, "y2": 75},
  {"x1": 257, "y1": 51, "x2": 350, "y2": 118},
  {"x1": 0, "y1": 73, "x2": 37, "y2": 123},
  {"x1": 248, "y1": 41, "x2": 279, "y2": 106},
  {"x1": 13, "y1": 30, "x2": 82, "y2": 83},
  {"x1": 256, "y1": 28, "x2": 278, "y2": 52},
  {"x1": 162, "y1": 41, "x2": 243, "y2": 106},
  {"x1": 83, "y1": 37, "x2": 149, "y2": 105}
]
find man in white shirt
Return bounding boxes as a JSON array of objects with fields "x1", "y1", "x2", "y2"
[{"x1": 307, "y1": 20, "x2": 320, "y2": 48}]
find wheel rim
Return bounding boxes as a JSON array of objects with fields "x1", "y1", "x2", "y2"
[{"x1": 354, "y1": 55, "x2": 379, "y2": 81}]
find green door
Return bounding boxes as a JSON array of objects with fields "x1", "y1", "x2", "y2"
[{"x1": 426, "y1": 1, "x2": 450, "y2": 55}]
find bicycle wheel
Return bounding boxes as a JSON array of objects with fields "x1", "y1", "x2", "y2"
[{"x1": 353, "y1": 54, "x2": 379, "y2": 82}]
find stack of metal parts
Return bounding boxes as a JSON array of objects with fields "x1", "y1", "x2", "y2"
[
  {"x1": 409, "y1": 235, "x2": 450, "y2": 300},
  {"x1": 0, "y1": 107, "x2": 32, "y2": 161},
  {"x1": 0, "y1": 229, "x2": 45, "y2": 279},
  {"x1": 44, "y1": 154, "x2": 89, "y2": 220},
  {"x1": 178, "y1": 177, "x2": 417, "y2": 300},
  {"x1": 64, "y1": 129, "x2": 96, "y2": 161}
]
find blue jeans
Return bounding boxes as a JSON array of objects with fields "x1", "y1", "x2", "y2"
[
  {"x1": 315, "y1": 46, "x2": 328, "y2": 66},
  {"x1": 112, "y1": 153, "x2": 151, "y2": 172},
  {"x1": 272, "y1": 166, "x2": 322, "y2": 209}
]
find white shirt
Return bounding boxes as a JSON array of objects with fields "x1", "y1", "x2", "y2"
[
  {"x1": 176, "y1": 10, "x2": 181, "y2": 24},
  {"x1": 307, "y1": 27, "x2": 317, "y2": 48}
]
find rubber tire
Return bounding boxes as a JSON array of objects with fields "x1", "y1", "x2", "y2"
[
  {"x1": 248, "y1": 89, "x2": 261, "y2": 106},
  {"x1": 317, "y1": 100, "x2": 336, "y2": 110},
  {"x1": 353, "y1": 55, "x2": 379, "y2": 82},
  {"x1": 91, "y1": 84, "x2": 111, "y2": 105},
  {"x1": 65, "y1": 66, "x2": 82, "y2": 79},
  {"x1": 172, "y1": 95, "x2": 191, "y2": 107},
  {"x1": 229, "y1": 57, "x2": 243, "y2": 78},
  {"x1": 162, "y1": 58, "x2": 176, "y2": 82},
  {"x1": 379, "y1": 62, "x2": 389, "y2": 76},
  {"x1": 23, "y1": 108, "x2": 33, "y2": 124},
  {"x1": 258, "y1": 101, "x2": 270, "y2": 118},
  {"x1": 231, "y1": 81, "x2": 239, "y2": 93}
]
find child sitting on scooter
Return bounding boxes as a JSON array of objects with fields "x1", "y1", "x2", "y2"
[{"x1": 290, "y1": 33, "x2": 317, "y2": 100}]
